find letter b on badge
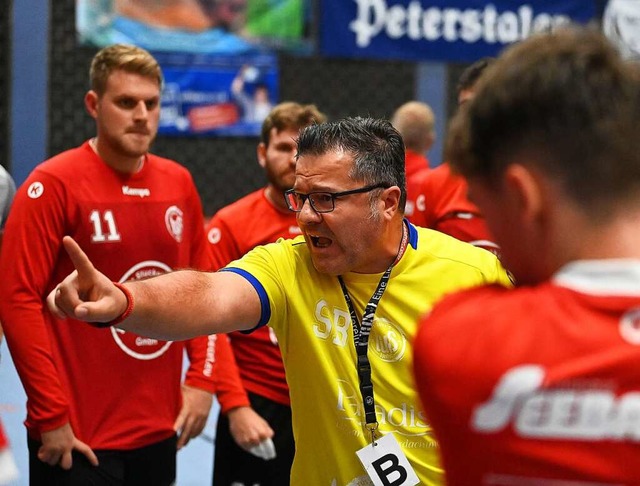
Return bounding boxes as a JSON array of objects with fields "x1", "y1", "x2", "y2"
[
  {"x1": 372, "y1": 454, "x2": 407, "y2": 485},
  {"x1": 356, "y1": 433, "x2": 419, "y2": 486}
]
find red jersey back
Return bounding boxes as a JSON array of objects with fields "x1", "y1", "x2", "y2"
[{"x1": 414, "y1": 261, "x2": 640, "y2": 485}]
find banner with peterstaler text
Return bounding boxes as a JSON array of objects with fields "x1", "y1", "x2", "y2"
[{"x1": 320, "y1": 0, "x2": 597, "y2": 62}]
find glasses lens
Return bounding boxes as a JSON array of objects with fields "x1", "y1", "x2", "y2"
[
  {"x1": 285, "y1": 192, "x2": 301, "y2": 212},
  {"x1": 309, "y1": 193, "x2": 334, "y2": 213}
]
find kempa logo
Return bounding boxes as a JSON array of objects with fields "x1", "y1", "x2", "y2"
[
  {"x1": 472, "y1": 365, "x2": 640, "y2": 441},
  {"x1": 27, "y1": 182, "x2": 44, "y2": 199},
  {"x1": 620, "y1": 308, "x2": 640, "y2": 345},
  {"x1": 207, "y1": 227, "x2": 221, "y2": 244},
  {"x1": 122, "y1": 185, "x2": 151, "y2": 198},
  {"x1": 350, "y1": 1, "x2": 571, "y2": 48}
]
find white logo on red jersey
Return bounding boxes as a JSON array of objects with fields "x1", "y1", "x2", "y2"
[
  {"x1": 122, "y1": 185, "x2": 150, "y2": 198},
  {"x1": 405, "y1": 200, "x2": 415, "y2": 216},
  {"x1": 620, "y1": 308, "x2": 640, "y2": 345},
  {"x1": 208, "y1": 227, "x2": 221, "y2": 244},
  {"x1": 204, "y1": 334, "x2": 216, "y2": 377},
  {"x1": 288, "y1": 225, "x2": 302, "y2": 235},
  {"x1": 473, "y1": 365, "x2": 640, "y2": 441},
  {"x1": 111, "y1": 261, "x2": 173, "y2": 360},
  {"x1": 268, "y1": 327, "x2": 279, "y2": 345},
  {"x1": 472, "y1": 365, "x2": 545, "y2": 431},
  {"x1": 27, "y1": 182, "x2": 44, "y2": 199},
  {"x1": 165, "y1": 205, "x2": 184, "y2": 242}
]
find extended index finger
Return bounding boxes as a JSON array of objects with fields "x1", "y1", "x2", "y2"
[
  {"x1": 62, "y1": 236, "x2": 96, "y2": 281},
  {"x1": 74, "y1": 439, "x2": 99, "y2": 467}
]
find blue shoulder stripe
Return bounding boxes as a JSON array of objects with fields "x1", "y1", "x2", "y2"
[
  {"x1": 405, "y1": 219, "x2": 418, "y2": 249},
  {"x1": 219, "y1": 267, "x2": 271, "y2": 333}
]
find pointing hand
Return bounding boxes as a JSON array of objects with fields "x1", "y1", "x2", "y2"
[{"x1": 47, "y1": 236, "x2": 128, "y2": 325}]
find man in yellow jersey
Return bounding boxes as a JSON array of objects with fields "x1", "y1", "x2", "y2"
[{"x1": 49, "y1": 117, "x2": 510, "y2": 485}]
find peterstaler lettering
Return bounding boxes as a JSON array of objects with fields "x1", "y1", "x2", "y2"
[{"x1": 349, "y1": 1, "x2": 570, "y2": 48}]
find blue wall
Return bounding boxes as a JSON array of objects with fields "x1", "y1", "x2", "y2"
[
  {"x1": 11, "y1": 0, "x2": 48, "y2": 186},
  {"x1": 416, "y1": 62, "x2": 447, "y2": 168}
]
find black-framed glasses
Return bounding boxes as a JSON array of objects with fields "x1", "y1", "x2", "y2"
[{"x1": 284, "y1": 183, "x2": 390, "y2": 213}]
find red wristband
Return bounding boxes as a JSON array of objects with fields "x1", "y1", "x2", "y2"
[{"x1": 93, "y1": 282, "x2": 134, "y2": 328}]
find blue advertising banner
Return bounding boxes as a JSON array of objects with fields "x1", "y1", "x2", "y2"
[
  {"x1": 156, "y1": 52, "x2": 278, "y2": 136},
  {"x1": 320, "y1": 0, "x2": 597, "y2": 62},
  {"x1": 75, "y1": 1, "x2": 295, "y2": 136}
]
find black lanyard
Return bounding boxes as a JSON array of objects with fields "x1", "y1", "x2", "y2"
[{"x1": 337, "y1": 222, "x2": 408, "y2": 442}]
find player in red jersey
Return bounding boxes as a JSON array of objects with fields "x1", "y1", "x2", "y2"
[
  {"x1": 409, "y1": 163, "x2": 496, "y2": 250},
  {"x1": 410, "y1": 58, "x2": 499, "y2": 254},
  {"x1": 0, "y1": 45, "x2": 215, "y2": 485},
  {"x1": 414, "y1": 27, "x2": 640, "y2": 485},
  {"x1": 390, "y1": 101, "x2": 435, "y2": 220},
  {"x1": 206, "y1": 101, "x2": 326, "y2": 485}
]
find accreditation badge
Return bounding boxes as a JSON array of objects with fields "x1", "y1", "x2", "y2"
[{"x1": 356, "y1": 432, "x2": 419, "y2": 486}]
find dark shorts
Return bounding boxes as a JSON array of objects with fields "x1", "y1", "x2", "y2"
[
  {"x1": 28, "y1": 434, "x2": 177, "y2": 486},
  {"x1": 213, "y1": 392, "x2": 294, "y2": 486}
]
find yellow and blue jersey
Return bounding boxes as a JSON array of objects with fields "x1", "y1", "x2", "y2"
[{"x1": 224, "y1": 223, "x2": 510, "y2": 485}]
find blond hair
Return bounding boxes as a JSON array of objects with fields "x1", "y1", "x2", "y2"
[{"x1": 90, "y1": 44, "x2": 162, "y2": 95}]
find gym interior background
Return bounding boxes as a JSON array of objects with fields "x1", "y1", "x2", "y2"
[{"x1": 3, "y1": 0, "x2": 481, "y2": 217}]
